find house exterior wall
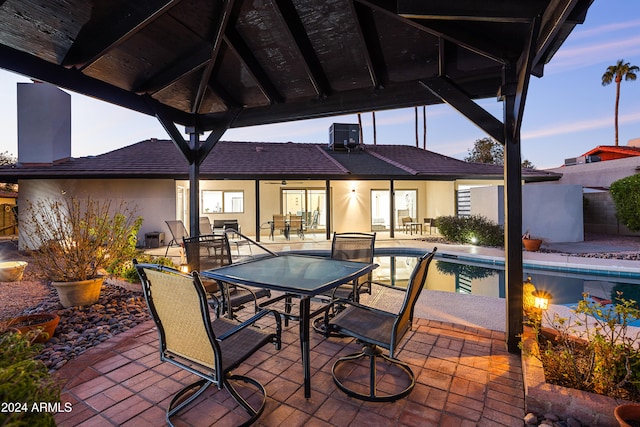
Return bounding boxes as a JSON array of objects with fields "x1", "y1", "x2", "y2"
[
  {"x1": 470, "y1": 184, "x2": 584, "y2": 243},
  {"x1": 17, "y1": 179, "x2": 175, "y2": 250}
]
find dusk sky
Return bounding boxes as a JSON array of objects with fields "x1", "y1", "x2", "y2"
[{"x1": 1, "y1": 0, "x2": 639, "y2": 169}]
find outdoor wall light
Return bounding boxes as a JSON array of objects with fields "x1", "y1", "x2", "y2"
[
  {"x1": 179, "y1": 263, "x2": 189, "y2": 274},
  {"x1": 532, "y1": 290, "x2": 552, "y2": 311}
]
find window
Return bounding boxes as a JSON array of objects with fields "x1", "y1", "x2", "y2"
[
  {"x1": 370, "y1": 189, "x2": 417, "y2": 230},
  {"x1": 201, "y1": 190, "x2": 244, "y2": 213},
  {"x1": 281, "y1": 188, "x2": 326, "y2": 229}
]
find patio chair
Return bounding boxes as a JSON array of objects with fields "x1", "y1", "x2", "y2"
[
  {"x1": 289, "y1": 215, "x2": 304, "y2": 239},
  {"x1": 182, "y1": 234, "x2": 271, "y2": 318},
  {"x1": 272, "y1": 214, "x2": 289, "y2": 240},
  {"x1": 401, "y1": 216, "x2": 413, "y2": 233},
  {"x1": 423, "y1": 217, "x2": 434, "y2": 234},
  {"x1": 312, "y1": 232, "x2": 376, "y2": 334},
  {"x1": 326, "y1": 248, "x2": 437, "y2": 402},
  {"x1": 133, "y1": 261, "x2": 281, "y2": 426},
  {"x1": 165, "y1": 220, "x2": 189, "y2": 256},
  {"x1": 199, "y1": 217, "x2": 213, "y2": 234}
]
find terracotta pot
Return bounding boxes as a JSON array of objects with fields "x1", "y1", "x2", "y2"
[
  {"x1": 522, "y1": 238, "x2": 542, "y2": 251},
  {"x1": 615, "y1": 403, "x2": 640, "y2": 427},
  {"x1": 8, "y1": 313, "x2": 60, "y2": 343},
  {"x1": 51, "y1": 277, "x2": 104, "y2": 308},
  {"x1": 0, "y1": 261, "x2": 28, "y2": 282}
]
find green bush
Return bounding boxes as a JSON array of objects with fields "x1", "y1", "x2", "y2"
[
  {"x1": 434, "y1": 215, "x2": 503, "y2": 247},
  {"x1": 0, "y1": 331, "x2": 60, "y2": 426},
  {"x1": 107, "y1": 253, "x2": 176, "y2": 283},
  {"x1": 536, "y1": 293, "x2": 640, "y2": 401},
  {"x1": 610, "y1": 174, "x2": 640, "y2": 232}
]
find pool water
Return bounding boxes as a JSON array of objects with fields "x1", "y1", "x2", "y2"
[{"x1": 372, "y1": 255, "x2": 640, "y2": 306}]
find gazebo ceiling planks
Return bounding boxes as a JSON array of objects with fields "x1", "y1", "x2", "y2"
[{"x1": 0, "y1": 0, "x2": 593, "y2": 130}]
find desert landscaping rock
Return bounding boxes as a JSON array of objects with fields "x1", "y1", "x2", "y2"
[{"x1": 16, "y1": 282, "x2": 150, "y2": 371}]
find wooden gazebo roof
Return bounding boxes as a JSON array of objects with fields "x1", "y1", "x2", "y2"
[{"x1": 0, "y1": 0, "x2": 592, "y2": 134}]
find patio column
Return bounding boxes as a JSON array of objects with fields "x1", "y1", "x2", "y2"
[{"x1": 502, "y1": 63, "x2": 524, "y2": 353}]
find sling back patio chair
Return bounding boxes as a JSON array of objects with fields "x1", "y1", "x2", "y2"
[
  {"x1": 199, "y1": 216, "x2": 213, "y2": 234},
  {"x1": 326, "y1": 248, "x2": 437, "y2": 402},
  {"x1": 133, "y1": 261, "x2": 281, "y2": 426},
  {"x1": 271, "y1": 214, "x2": 289, "y2": 240},
  {"x1": 312, "y1": 232, "x2": 376, "y2": 334},
  {"x1": 164, "y1": 220, "x2": 189, "y2": 256},
  {"x1": 288, "y1": 215, "x2": 304, "y2": 239},
  {"x1": 183, "y1": 234, "x2": 271, "y2": 319}
]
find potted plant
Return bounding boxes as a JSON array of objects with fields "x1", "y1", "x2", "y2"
[
  {"x1": 21, "y1": 197, "x2": 142, "y2": 308},
  {"x1": 522, "y1": 230, "x2": 543, "y2": 251},
  {"x1": 7, "y1": 313, "x2": 60, "y2": 343}
]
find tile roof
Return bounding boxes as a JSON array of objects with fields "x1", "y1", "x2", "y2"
[
  {"x1": 0, "y1": 139, "x2": 560, "y2": 182},
  {"x1": 583, "y1": 145, "x2": 640, "y2": 157}
]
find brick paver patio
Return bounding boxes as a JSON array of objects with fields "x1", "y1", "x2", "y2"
[{"x1": 54, "y1": 309, "x2": 524, "y2": 426}]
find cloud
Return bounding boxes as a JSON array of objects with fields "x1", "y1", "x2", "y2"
[
  {"x1": 570, "y1": 19, "x2": 640, "y2": 40},
  {"x1": 548, "y1": 35, "x2": 640, "y2": 74},
  {"x1": 522, "y1": 111, "x2": 640, "y2": 140}
]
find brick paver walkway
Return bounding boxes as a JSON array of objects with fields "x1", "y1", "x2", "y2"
[{"x1": 54, "y1": 312, "x2": 524, "y2": 426}]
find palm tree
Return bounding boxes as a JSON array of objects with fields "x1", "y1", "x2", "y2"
[{"x1": 601, "y1": 59, "x2": 639, "y2": 146}]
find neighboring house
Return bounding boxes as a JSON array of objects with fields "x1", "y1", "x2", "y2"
[
  {"x1": 0, "y1": 138, "x2": 565, "y2": 248},
  {"x1": 544, "y1": 141, "x2": 640, "y2": 236}
]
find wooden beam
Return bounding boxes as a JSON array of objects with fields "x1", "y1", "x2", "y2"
[
  {"x1": 223, "y1": 30, "x2": 284, "y2": 104},
  {"x1": 196, "y1": 108, "x2": 242, "y2": 166},
  {"x1": 62, "y1": 0, "x2": 181, "y2": 70},
  {"x1": 193, "y1": 0, "x2": 237, "y2": 114},
  {"x1": 420, "y1": 77, "x2": 505, "y2": 144},
  {"x1": 273, "y1": 0, "x2": 332, "y2": 97}
]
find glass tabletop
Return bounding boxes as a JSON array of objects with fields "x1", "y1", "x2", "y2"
[{"x1": 200, "y1": 254, "x2": 377, "y2": 295}]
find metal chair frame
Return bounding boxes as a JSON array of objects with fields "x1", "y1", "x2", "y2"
[
  {"x1": 182, "y1": 233, "x2": 271, "y2": 319},
  {"x1": 133, "y1": 261, "x2": 281, "y2": 426},
  {"x1": 326, "y1": 248, "x2": 437, "y2": 402}
]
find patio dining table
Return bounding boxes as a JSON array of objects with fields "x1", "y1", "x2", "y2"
[{"x1": 200, "y1": 253, "x2": 378, "y2": 398}]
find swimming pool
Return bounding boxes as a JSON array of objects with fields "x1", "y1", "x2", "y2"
[
  {"x1": 371, "y1": 249, "x2": 640, "y2": 305},
  {"x1": 285, "y1": 247, "x2": 640, "y2": 305}
]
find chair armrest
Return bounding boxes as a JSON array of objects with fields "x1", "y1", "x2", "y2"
[
  {"x1": 217, "y1": 308, "x2": 282, "y2": 349},
  {"x1": 329, "y1": 297, "x2": 394, "y2": 317}
]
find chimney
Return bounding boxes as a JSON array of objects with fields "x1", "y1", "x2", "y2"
[{"x1": 17, "y1": 82, "x2": 71, "y2": 165}]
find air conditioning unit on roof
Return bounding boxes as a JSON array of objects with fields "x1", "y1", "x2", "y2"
[{"x1": 329, "y1": 123, "x2": 360, "y2": 151}]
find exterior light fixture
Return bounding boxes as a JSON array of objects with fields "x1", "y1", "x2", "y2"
[
  {"x1": 179, "y1": 263, "x2": 189, "y2": 274},
  {"x1": 532, "y1": 290, "x2": 552, "y2": 311}
]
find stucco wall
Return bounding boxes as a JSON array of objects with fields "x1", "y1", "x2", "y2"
[
  {"x1": 470, "y1": 186, "x2": 504, "y2": 225},
  {"x1": 470, "y1": 184, "x2": 584, "y2": 243},
  {"x1": 546, "y1": 156, "x2": 640, "y2": 188},
  {"x1": 18, "y1": 179, "x2": 175, "y2": 250}
]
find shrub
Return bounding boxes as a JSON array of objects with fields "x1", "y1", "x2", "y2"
[
  {"x1": 536, "y1": 293, "x2": 640, "y2": 401},
  {"x1": 434, "y1": 215, "x2": 503, "y2": 247},
  {"x1": 610, "y1": 174, "x2": 640, "y2": 232},
  {"x1": 0, "y1": 330, "x2": 61, "y2": 426},
  {"x1": 107, "y1": 253, "x2": 176, "y2": 283}
]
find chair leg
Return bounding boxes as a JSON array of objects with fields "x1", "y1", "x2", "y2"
[
  {"x1": 331, "y1": 345, "x2": 415, "y2": 402},
  {"x1": 166, "y1": 375, "x2": 268, "y2": 427}
]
